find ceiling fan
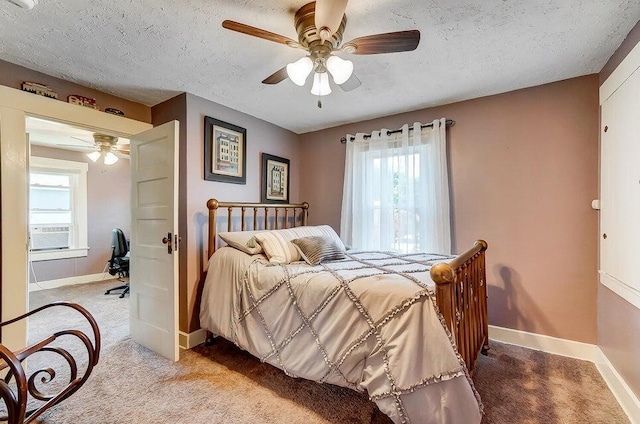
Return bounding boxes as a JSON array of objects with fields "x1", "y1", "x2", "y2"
[
  {"x1": 222, "y1": 0, "x2": 420, "y2": 106},
  {"x1": 59, "y1": 134, "x2": 129, "y2": 165}
]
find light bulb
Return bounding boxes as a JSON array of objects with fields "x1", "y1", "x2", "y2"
[
  {"x1": 326, "y1": 55, "x2": 353, "y2": 85},
  {"x1": 311, "y1": 72, "x2": 332, "y2": 96},
  {"x1": 103, "y1": 152, "x2": 119, "y2": 165},
  {"x1": 286, "y1": 56, "x2": 313, "y2": 86},
  {"x1": 87, "y1": 151, "x2": 101, "y2": 162}
]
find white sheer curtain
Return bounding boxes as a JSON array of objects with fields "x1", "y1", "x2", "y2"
[{"x1": 340, "y1": 119, "x2": 451, "y2": 254}]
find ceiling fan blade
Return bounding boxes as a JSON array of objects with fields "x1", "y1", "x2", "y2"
[
  {"x1": 315, "y1": 0, "x2": 348, "y2": 36},
  {"x1": 222, "y1": 20, "x2": 300, "y2": 48},
  {"x1": 114, "y1": 150, "x2": 129, "y2": 158},
  {"x1": 339, "y1": 73, "x2": 361, "y2": 92},
  {"x1": 70, "y1": 136, "x2": 96, "y2": 146},
  {"x1": 262, "y1": 66, "x2": 289, "y2": 85},
  {"x1": 54, "y1": 144, "x2": 96, "y2": 150},
  {"x1": 342, "y1": 30, "x2": 420, "y2": 55}
]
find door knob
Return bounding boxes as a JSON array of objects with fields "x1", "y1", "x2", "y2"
[{"x1": 162, "y1": 232, "x2": 173, "y2": 254}]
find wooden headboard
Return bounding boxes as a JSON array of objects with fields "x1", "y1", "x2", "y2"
[{"x1": 206, "y1": 199, "x2": 310, "y2": 258}]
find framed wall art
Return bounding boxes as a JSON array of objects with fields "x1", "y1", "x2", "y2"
[
  {"x1": 204, "y1": 116, "x2": 247, "y2": 184},
  {"x1": 261, "y1": 153, "x2": 290, "y2": 203}
]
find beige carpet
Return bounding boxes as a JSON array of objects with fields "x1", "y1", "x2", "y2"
[{"x1": 17, "y1": 280, "x2": 628, "y2": 424}]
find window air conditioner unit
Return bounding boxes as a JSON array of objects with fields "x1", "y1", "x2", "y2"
[{"x1": 30, "y1": 226, "x2": 71, "y2": 250}]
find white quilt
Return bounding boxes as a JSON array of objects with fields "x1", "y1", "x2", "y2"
[{"x1": 200, "y1": 247, "x2": 482, "y2": 424}]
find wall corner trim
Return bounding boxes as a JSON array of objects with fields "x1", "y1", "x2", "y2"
[
  {"x1": 179, "y1": 329, "x2": 207, "y2": 350},
  {"x1": 600, "y1": 38, "x2": 640, "y2": 104},
  {"x1": 489, "y1": 325, "x2": 640, "y2": 424}
]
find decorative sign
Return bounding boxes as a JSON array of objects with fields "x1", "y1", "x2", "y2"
[
  {"x1": 68, "y1": 95, "x2": 99, "y2": 110},
  {"x1": 21, "y1": 82, "x2": 58, "y2": 99}
]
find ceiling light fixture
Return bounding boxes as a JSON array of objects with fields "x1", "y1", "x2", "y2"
[
  {"x1": 87, "y1": 151, "x2": 101, "y2": 163},
  {"x1": 311, "y1": 71, "x2": 332, "y2": 96},
  {"x1": 86, "y1": 134, "x2": 122, "y2": 165},
  {"x1": 103, "y1": 152, "x2": 119, "y2": 166},
  {"x1": 326, "y1": 55, "x2": 353, "y2": 85},
  {"x1": 86, "y1": 149, "x2": 119, "y2": 165},
  {"x1": 286, "y1": 52, "x2": 352, "y2": 99},
  {"x1": 286, "y1": 56, "x2": 314, "y2": 86},
  {"x1": 7, "y1": 0, "x2": 37, "y2": 9}
]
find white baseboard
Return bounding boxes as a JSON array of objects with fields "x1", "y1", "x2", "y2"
[
  {"x1": 179, "y1": 329, "x2": 207, "y2": 350},
  {"x1": 29, "y1": 272, "x2": 108, "y2": 292},
  {"x1": 488, "y1": 325, "x2": 601, "y2": 362},
  {"x1": 596, "y1": 351, "x2": 640, "y2": 424},
  {"x1": 489, "y1": 325, "x2": 640, "y2": 424}
]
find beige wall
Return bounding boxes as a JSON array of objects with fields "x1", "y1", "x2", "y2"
[
  {"x1": 598, "y1": 286, "x2": 640, "y2": 395},
  {"x1": 29, "y1": 145, "x2": 131, "y2": 282},
  {"x1": 153, "y1": 93, "x2": 301, "y2": 333},
  {"x1": 0, "y1": 59, "x2": 152, "y2": 123},
  {"x1": 299, "y1": 75, "x2": 600, "y2": 343},
  {"x1": 597, "y1": 20, "x2": 640, "y2": 398}
]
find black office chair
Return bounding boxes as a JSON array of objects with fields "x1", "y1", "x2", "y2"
[{"x1": 105, "y1": 228, "x2": 130, "y2": 298}]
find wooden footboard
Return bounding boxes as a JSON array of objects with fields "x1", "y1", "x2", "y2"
[{"x1": 430, "y1": 240, "x2": 489, "y2": 374}]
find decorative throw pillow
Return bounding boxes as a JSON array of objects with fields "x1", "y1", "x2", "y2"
[
  {"x1": 291, "y1": 236, "x2": 346, "y2": 266},
  {"x1": 253, "y1": 231, "x2": 301, "y2": 264},
  {"x1": 218, "y1": 231, "x2": 263, "y2": 255},
  {"x1": 277, "y1": 225, "x2": 347, "y2": 252}
]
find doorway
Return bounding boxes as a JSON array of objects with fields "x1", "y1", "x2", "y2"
[
  {"x1": 0, "y1": 85, "x2": 151, "y2": 352},
  {"x1": 26, "y1": 116, "x2": 132, "y2": 347}
]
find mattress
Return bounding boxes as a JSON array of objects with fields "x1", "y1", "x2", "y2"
[{"x1": 200, "y1": 246, "x2": 482, "y2": 424}]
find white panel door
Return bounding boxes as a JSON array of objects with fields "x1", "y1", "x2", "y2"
[{"x1": 129, "y1": 121, "x2": 179, "y2": 361}]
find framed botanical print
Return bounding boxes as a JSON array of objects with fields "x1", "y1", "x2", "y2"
[
  {"x1": 261, "y1": 153, "x2": 290, "y2": 203},
  {"x1": 204, "y1": 116, "x2": 246, "y2": 184}
]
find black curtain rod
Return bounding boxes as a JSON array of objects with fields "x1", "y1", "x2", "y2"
[{"x1": 339, "y1": 119, "x2": 456, "y2": 144}]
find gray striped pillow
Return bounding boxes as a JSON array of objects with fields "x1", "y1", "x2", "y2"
[{"x1": 291, "y1": 236, "x2": 346, "y2": 266}]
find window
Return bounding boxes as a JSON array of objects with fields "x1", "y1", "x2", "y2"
[
  {"x1": 340, "y1": 121, "x2": 451, "y2": 254},
  {"x1": 29, "y1": 157, "x2": 88, "y2": 261}
]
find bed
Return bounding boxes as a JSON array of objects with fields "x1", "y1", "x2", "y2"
[{"x1": 200, "y1": 199, "x2": 488, "y2": 424}]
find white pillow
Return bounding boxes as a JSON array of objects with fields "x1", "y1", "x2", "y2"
[
  {"x1": 276, "y1": 225, "x2": 346, "y2": 251},
  {"x1": 253, "y1": 231, "x2": 301, "y2": 264},
  {"x1": 218, "y1": 231, "x2": 263, "y2": 255}
]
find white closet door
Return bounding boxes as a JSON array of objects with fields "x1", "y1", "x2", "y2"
[{"x1": 600, "y1": 65, "x2": 640, "y2": 291}]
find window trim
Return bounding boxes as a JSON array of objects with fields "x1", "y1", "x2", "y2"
[{"x1": 29, "y1": 156, "x2": 89, "y2": 261}]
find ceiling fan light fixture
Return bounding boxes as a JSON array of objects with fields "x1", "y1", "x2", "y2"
[
  {"x1": 311, "y1": 72, "x2": 332, "y2": 96},
  {"x1": 87, "y1": 151, "x2": 101, "y2": 162},
  {"x1": 326, "y1": 55, "x2": 353, "y2": 85},
  {"x1": 286, "y1": 56, "x2": 313, "y2": 86},
  {"x1": 103, "y1": 152, "x2": 119, "y2": 166}
]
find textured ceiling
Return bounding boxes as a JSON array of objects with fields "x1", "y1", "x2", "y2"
[{"x1": 1, "y1": 0, "x2": 639, "y2": 133}]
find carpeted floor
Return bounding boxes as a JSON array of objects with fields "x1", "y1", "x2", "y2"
[{"x1": 19, "y1": 280, "x2": 629, "y2": 424}]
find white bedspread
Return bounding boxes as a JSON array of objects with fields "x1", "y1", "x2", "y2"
[{"x1": 200, "y1": 247, "x2": 482, "y2": 424}]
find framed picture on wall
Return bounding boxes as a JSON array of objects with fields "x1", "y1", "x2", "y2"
[
  {"x1": 261, "y1": 153, "x2": 290, "y2": 203},
  {"x1": 204, "y1": 116, "x2": 247, "y2": 184}
]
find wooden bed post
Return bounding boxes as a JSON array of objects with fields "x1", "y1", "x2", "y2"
[
  {"x1": 430, "y1": 240, "x2": 489, "y2": 373},
  {"x1": 430, "y1": 262, "x2": 457, "y2": 335}
]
